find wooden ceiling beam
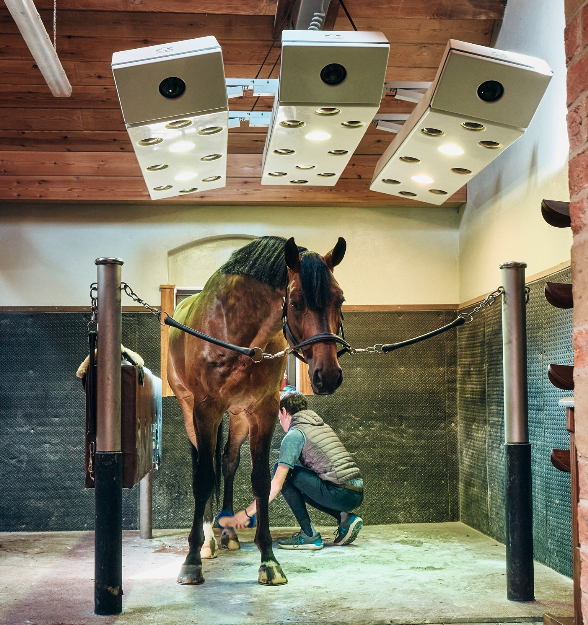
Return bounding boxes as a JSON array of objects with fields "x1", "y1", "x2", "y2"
[
  {"x1": 24, "y1": 0, "x2": 504, "y2": 19},
  {"x1": 0, "y1": 175, "x2": 465, "y2": 207},
  {"x1": 24, "y1": 1, "x2": 277, "y2": 15},
  {"x1": 0, "y1": 151, "x2": 384, "y2": 179},
  {"x1": 0, "y1": 127, "x2": 398, "y2": 154}
]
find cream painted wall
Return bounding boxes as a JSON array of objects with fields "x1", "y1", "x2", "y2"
[
  {"x1": 458, "y1": 0, "x2": 573, "y2": 303},
  {"x1": 0, "y1": 203, "x2": 460, "y2": 307}
]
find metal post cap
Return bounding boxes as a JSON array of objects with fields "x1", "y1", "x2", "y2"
[
  {"x1": 499, "y1": 261, "x2": 527, "y2": 269},
  {"x1": 95, "y1": 258, "x2": 124, "y2": 265}
]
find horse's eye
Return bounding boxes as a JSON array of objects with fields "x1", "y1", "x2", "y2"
[{"x1": 290, "y1": 300, "x2": 302, "y2": 311}]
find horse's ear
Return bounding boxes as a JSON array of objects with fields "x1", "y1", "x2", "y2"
[
  {"x1": 324, "y1": 237, "x2": 346, "y2": 270},
  {"x1": 284, "y1": 237, "x2": 300, "y2": 272}
]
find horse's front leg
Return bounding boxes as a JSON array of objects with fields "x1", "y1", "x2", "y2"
[
  {"x1": 220, "y1": 410, "x2": 249, "y2": 550},
  {"x1": 249, "y1": 411, "x2": 287, "y2": 586},
  {"x1": 177, "y1": 413, "x2": 220, "y2": 585}
]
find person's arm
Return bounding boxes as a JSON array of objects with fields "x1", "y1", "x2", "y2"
[{"x1": 230, "y1": 464, "x2": 290, "y2": 529}]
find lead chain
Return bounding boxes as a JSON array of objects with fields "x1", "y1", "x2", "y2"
[{"x1": 121, "y1": 282, "x2": 169, "y2": 324}]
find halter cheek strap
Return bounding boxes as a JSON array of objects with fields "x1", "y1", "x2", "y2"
[{"x1": 281, "y1": 299, "x2": 351, "y2": 364}]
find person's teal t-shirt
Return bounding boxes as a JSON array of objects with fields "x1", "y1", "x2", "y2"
[{"x1": 277, "y1": 428, "x2": 305, "y2": 469}]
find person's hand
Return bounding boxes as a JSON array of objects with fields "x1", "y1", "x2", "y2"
[{"x1": 231, "y1": 510, "x2": 250, "y2": 530}]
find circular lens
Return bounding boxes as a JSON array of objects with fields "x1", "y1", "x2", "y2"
[
  {"x1": 328, "y1": 150, "x2": 348, "y2": 155},
  {"x1": 159, "y1": 77, "x2": 186, "y2": 99},
  {"x1": 451, "y1": 167, "x2": 472, "y2": 174},
  {"x1": 400, "y1": 156, "x2": 420, "y2": 163},
  {"x1": 478, "y1": 140, "x2": 502, "y2": 149},
  {"x1": 201, "y1": 154, "x2": 222, "y2": 161},
  {"x1": 296, "y1": 165, "x2": 315, "y2": 170},
  {"x1": 138, "y1": 137, "x2": 163, "y2": 146},
  {"x1": 315, "y1": 107, "x2": 340, "y2": 116},
  {"x1": 202, "y1": 175, "x2": 221, "y2": 182},
  {"x1": 477, "y1": 80, "x2": 504, "y2": 102},
  {"x1": 146, "y1": 164, "x2": 168, "y2": 171},
  {"x1": 341, "y1": 121, "x2": 364, "y2": 128},
  {"x1": 280, "y1": 120, "x2": 305, "y2": 128},
  {"x1": 382, "y1": 179, "x2": 401, "y2": 185},
  {"x1": 268, "y1": 172, "x2": 287, "y2": 177},
  {"x1": 274, "y1": 149, "x2": 295, "y2": 155},
  {"x1": 399, "y1": 191, "x2": 417, "y2": 197},
  {"x1": 429, "y1": 189, "x2": 448, "y2": 195},
  {"x1": 179, "y1": 188, "x2": 198, "y2": 194},
  {"x1": 421, "y1": 127, "x2": 444, "y2": 137},
  {"x1": 198, "y1": 126, "x2": 223, "y2": 135},
  {"x1": 320, "y1": 63, "x2": 347, "y2": 86},
  {"x1": 166, "y1": 119, "x2": 192, "y2": 129},
  {"x1": 318, "y1": 172, "x2": 336, "y2": 177},
  {"x1": 461, "y1": 122, "x2": 486, "y2": 131},
  {"x1": 153, "y1": 185, "x2": 173, "y2": 191},
  {"x1": 290, "y1": 180, "x2": 308, "y2": 184}
]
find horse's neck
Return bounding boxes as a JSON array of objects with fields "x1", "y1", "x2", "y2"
[{"x1": 212, "y1": 274, "x2": 284, "y2": 347}]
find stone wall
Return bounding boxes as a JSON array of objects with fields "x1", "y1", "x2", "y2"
[{"x1": 566, "y1": 0, "x2": 588, "y2": 617}]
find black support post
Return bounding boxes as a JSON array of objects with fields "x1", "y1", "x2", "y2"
[
  {"x1": 94, "y1": 452, "x2": 123, "y2": 615},
  {"x1": 505, "y1": 443, "x2": 534, "y2": 601}
]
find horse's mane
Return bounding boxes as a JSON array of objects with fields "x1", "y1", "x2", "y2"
[{"x1": 217, "y1": 236, "x2": 334, "y2": 310}]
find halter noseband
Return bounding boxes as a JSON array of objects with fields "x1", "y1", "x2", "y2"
[{"x1": 281, "y1": 298, "x2": 352, "y2": 364}]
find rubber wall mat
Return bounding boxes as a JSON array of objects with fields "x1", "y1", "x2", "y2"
[
  {"x1": 0, "y1": 310, "x2": 458, "y2": 531},
  {"x1": 0, "y1": 312, "x2": 160, "y2": 531},
  {"x1": 457, "y1": 267, "x2": 573, "y2": 578}
]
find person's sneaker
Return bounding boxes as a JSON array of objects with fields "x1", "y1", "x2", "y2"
[
  {"x1": 333, "y1": 514, "x2": 363, "y2": 546},
  {"x1": 277, "y1": 530, "x2": 323, "y2": 550}
]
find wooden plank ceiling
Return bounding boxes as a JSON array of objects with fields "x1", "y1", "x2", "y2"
[{"x1": 0, "y1": 0, "x2": 506, "y2": 206}]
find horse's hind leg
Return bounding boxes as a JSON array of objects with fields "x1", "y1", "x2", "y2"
[
  {"x1": 249, "y1": 398, "x2": 287, "y2": 585},
  {"x1": 177, "y1": 410, "x2": 220, "y2": 585},
  {"x1": 220, "y1": 410, "x2": 249, "y2": 550}
]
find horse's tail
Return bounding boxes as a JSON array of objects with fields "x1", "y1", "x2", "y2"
[{"x1": 213, "y1": 417, "x2": 224, "y2": 505}]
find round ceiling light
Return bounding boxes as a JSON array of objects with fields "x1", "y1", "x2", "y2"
[
  {"x1": 268, "y1": 172, "x2": 287, "y2": 177},
  {"x1": 274, "y1": 149, "x2": 295, "y2": 155},
  {"x1": 290, "y1": 180, "x2": 308, "y2": 184},
  {"x1": 280, "y1": 120, "x2": 305, "y2": 128},
  {"x1": 411, "y1": 175, "x2": 434, "y2": 184},
  {"x1": 175, "y1": 172, "x2": 197, "y2": 181},
  {"x1": 202, "y1": 176, "x2": 221, "y2": 182},
  {"x1": 169, "y1": 141, "x2": 195, "y2": 152},
  {"x1": 399, "y1": 191, "x2": 417, "y2": 197},
  {"x1": 317, "y1": 172, "x2": 336, "y2": 177},
  {"x1": 296, "y1": 165, "x2": 315, "y2": 170},
  {"x1": 328, "y1": 150, "x2": 348, "y2": 155},
  {"x1": 341, "y1": 121, "x2": 364, "y2": 128},
  {"x1": 201, "y1": 154, "x2": 222, "y2": 161},
  {"x1": 399, "y1": 156, "x2": 420, "y2": 163},
  {"x1": 138, "y1": 137, "x2": 163, "y2": 146},
  {"x1": 479, "y1": 140, "x2": 502, "y2": 149},
  {"x1": 429, "y1": 189, "x2": 448, "y2": 195},
  {"x1": 316, "y1": 107, "x2": 340, "y2": 116},
  {"x1": 461, "y1": 122, "x2": 485, "y2": 131},
  {"x1": 451, "y1": 167, "x2": 472, "y2": 174},
  {"x1": 421, "y1": 127, "x2": 444, "y2": 137},
  {"x1": 382, "y1": 179, "x2": 401, "y2": 185},
  {"x1": 179, "y1": 188, "x2": 198, "y2": 194},
  {"x1": 153, "y1": 185, "x2": 173, "y2": 191},
  {"x1": 166, "y1": 119, "x2": 192, "y2": 129},
  {"x1": 198, "y1": 126, "x2": 223, "y2": 135},
  {"x1": 146, "y1": 164, "x2": 168, "y2": 171}
]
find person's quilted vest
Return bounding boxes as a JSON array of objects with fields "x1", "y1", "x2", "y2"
[{"x1": 289, "y1": 410, "x2": 361, "y2": 485}]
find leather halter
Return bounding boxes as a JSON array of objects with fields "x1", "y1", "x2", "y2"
[{"x1": 281, "y1": 298, "x2": 352, "y2": 364}]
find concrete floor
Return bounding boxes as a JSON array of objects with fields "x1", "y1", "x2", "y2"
[{"x1": 0, "y1": 522, "x2": 573, "y2": 625}]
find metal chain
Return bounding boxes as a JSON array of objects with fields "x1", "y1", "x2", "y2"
[
  {"x1": 88, "y1": 282, "x2": 98, "y2": 330},
  {"x1": 121, "y1": 282, "x2": 169, "y2": 324},
  {"x1": 87, "y1": 282, "x2": 525, "y2": 361},
  {"x1": 457, "y1": 286, "x2": 505, "y2": 324}
]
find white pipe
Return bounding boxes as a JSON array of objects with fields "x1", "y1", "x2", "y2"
[{"x1": 4, "y1": 0, "x2": 71, "y2": 97}]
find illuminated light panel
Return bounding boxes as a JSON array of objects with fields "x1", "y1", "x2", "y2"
[
  {"x1": 175, "y1": 172, "x2": 198, "y2": 181},
  {"x1": 262, "y1": 30, "x2": 390, "y2": 187},
  {"x1": 169, "y1": 141, "x2": 195, "y2": 153},
  {"x1": 412, "y1": 174, "x2": 434, "y2": 184},
  {"x1": 261, "y1": 104, "x2": 381, "y2": 187},
  {"x1": 370, "y1": 39, "x2": 552, "y2": 205},
  {"x1": 305, "y1": 131, "x2": 331, "y2": 141},
  {"x1": 438, "y1": 145, "x2": 464, "y2": 155},
  {"x1": 127, "y1": 109, "x2": 228, "y2": 200},
  {"x1": 112, "y1": 36, "x2": 229, "y2": 200}
]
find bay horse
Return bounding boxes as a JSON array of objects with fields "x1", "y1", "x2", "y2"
[{"x1": 167, "y1": 235, "x2": 347, "y2": 585}]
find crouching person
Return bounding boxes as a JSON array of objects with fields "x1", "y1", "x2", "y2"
[{"x1": 231, "y1": 389, "x2": 363, "y2": 550}]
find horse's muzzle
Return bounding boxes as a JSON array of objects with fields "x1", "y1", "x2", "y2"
[{"x1": 311, "y1": 366, "x2": 343, "y2": 395}]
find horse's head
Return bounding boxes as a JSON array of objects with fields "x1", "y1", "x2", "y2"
[{"x1": 283, "y1": 237, "x2": 347, "y2": 395}]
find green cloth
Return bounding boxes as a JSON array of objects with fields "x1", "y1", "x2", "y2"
[{"x1": 277, "y1": 428, "x2": 305, "y2": 469}]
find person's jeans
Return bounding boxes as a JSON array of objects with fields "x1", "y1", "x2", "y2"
[{"x1": 273, "y1": 463, "x2": 363, "y2": 532}]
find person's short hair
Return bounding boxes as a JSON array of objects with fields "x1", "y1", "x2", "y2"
[{"x1": 280, "y1": 389, "x2": 307, "y2": 415}]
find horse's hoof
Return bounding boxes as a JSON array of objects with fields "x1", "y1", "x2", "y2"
[
  {"x1": 177, "y1": 564, "x2": 205, "y2": 585},
  {"x1": 220, "y1": 530, "x2": 240, "y2": 550},
  {"x1": 258, "y1": 564, "x2": 288, "y2": 585},
  {"x1": 200, "y1": 538, "x2": 219, "y2": 559}
]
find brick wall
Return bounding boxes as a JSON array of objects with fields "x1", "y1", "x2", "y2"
[{"x1": 567, "y1": 0, "x2": 588, "y2": 617}]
